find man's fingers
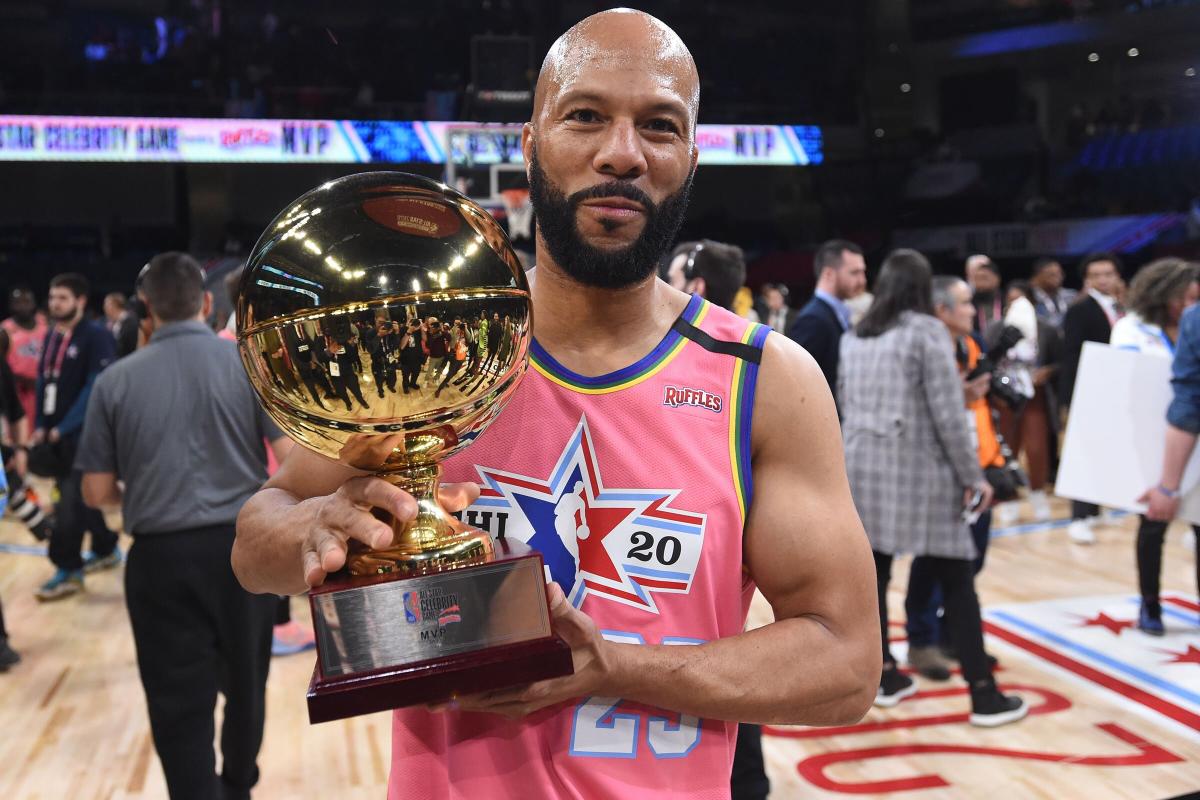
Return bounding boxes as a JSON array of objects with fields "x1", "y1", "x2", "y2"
[
  {"x1": 339, "y1": 475, "x2": 418, "y2": 520},
  {"x1": 302, "y1": 548, "x2": 327, "y2": 588},
  {"x1": 439, "y1": 482, "x2": 482, "y2": 513}
]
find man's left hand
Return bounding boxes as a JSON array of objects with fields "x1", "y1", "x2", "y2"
[
  {"x1": 48, "y1": 428, "x2": 61, "y2": 444},
  {"x1": 430, "y1": 582, "x2": 619, "y2": 719},
  {"x1": 1138, "y1": 486, "x2": 1180, "y2": 522}
]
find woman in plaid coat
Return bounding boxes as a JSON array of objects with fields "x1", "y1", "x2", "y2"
[{"x1": 838, "y1": 249, "x2": 1026, "y2": 727}]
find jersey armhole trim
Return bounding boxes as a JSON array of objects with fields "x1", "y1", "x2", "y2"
[{"x1": 728, "y1": 324, "x2": 771, "y2": 526}]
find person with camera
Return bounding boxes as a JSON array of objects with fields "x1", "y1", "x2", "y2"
[
  {"x1": 839, "y1": 250, "x2": 1026, "y2": 725},
  {"x1": 76, "y1": 252, "x2": 290, "y2": 799},
  {"x1": 986, "y1": 281, "x2": 1062, "y2": 525},
  {"x1": 1114, "y1": 259, "x2": 1200, "y2": 635},
  {"x1": 903, "y1": 276, "x2": 1010, "y2": 681},
  {"x1": 32, "y1": 272, "x2": 121, "y2": 602}
]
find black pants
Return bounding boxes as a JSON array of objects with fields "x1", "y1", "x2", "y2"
[
  {"x1": 1072, "y1": 500, "x2": 1099, "y2": 521},
  {"x1": 400, "y1": 361, "x2": 421, "y2": 390},
  {"x1": 905, "y1": 510, "x2": 992, "y2": 647},
  {"x1": 125, "y1": 526, "x2": 275, "y2": 800},
  {"x1": 1137, "y1": 516, "x2": 1200, "y2": 609},
  {"x1": 874, "y1": 550, "x2": 991, "y2": 685},
  {"x1": 0, "y1": 595, "x2": 7, "y2": 639},
  {"x1": 730, "y1": 722, "x2": 770, "y2": 800},
  {"x1": 49, "y1": 469, "x2": 118, "y2": 572}
]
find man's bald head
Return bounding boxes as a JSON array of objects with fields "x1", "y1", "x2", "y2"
[{"x1": 533, "y1": 8, "x2": 699, "y2": 133}]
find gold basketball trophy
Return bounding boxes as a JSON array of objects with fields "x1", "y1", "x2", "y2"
[{"x1": 237, "y1": 172, "x2": 571, "y2": 723}]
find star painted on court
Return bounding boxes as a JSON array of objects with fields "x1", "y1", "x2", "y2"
[
  {"x1": 1075, "y1": 612, "x2": 1136, "y2": 636},
  {"x1": 1158, "y1": 645, "x2": 1200, "y2": 666}
]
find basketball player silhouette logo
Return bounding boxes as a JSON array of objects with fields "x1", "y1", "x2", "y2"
[{"x1": 555, "y1": 481, "x2": 591, "y2": 542}]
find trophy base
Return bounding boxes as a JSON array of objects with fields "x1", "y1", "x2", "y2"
[{"x1": 306, "y1": 537, "x2": 573, "y2": 724}]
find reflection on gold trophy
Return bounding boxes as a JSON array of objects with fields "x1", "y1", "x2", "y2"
[{"x1": 236, "y1": 172, "x2": 571, "y2": 722}]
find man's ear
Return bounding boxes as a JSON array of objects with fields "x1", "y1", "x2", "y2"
[
  {"x1": 688, "y1": 276, "x2": 707, "y2": 299},
  {"x1": 201, "y1": 291, "x2": 213, "y2": 320}
]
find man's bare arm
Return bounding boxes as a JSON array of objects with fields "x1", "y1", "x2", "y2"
[
  {"x1": 457, "y1": 335, "x2": 881, "y2": 725},
  {"x1": 233, "y1": 445, "x2": 479, "y2": 596}
]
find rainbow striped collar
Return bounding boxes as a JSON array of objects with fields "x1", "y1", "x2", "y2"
[{"x1": 530, "y1": 293, "x2": 708, "y2": 394}]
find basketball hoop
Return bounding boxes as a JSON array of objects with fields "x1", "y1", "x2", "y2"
[{"x1": 500, "y1": 188, "x2": 533, "y2": 240}]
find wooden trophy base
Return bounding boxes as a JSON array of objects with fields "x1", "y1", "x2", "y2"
[{"x1": 305, "y1": 538, "x2": 572, "y2": 724}]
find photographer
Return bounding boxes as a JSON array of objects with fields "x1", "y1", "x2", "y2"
[
  {"x1": 985, "y1": 282, "x2": 1062, "y2": 525},
  {"x1": 904, "y1": 276, "x2": 1007, "y2": 681},
  {"x1": 76, "y1": 252, "x2": 289, "y2": 799}
]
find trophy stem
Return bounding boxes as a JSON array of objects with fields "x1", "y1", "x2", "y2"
[{"x1": 344, "y1": 464, "x2": 494, "y2": 578}]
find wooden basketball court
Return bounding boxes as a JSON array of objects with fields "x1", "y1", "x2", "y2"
[{"x1": 1, "y1": 497, "x2": 1197, "y2": 799}]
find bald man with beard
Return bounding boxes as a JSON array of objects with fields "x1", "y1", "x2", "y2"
[{"x1": 233, "y1": 10, "x2": 880, "y2": 798}]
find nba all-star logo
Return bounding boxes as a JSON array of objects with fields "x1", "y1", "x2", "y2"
[{"x1": 464, "y1": 415, "x2": 706, "y2": 614}]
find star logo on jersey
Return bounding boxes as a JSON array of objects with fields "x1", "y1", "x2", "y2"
[{"x1": 466, "y1": 415, "x2": 706, "y2": 613}]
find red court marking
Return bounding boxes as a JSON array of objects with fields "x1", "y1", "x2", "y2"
[
  {"x1": 796, "y1": 722, "x2": 1183, "y2": 794},
  {"x1": 1165, "y1": 596, "x2": 1199, "y2": 613},
  {"x1": 763, "y1": 684, "x2": 1065, "y2": 740},
  {"x1": 982, "y1": 621, "x2": 1200, "y2": 731}
]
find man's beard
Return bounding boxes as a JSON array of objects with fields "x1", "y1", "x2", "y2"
[
  {"x1": 528, "y1": 147, "x2": 692, "y2": 290},
  {"x1": 50, "y1": 303, "x2": 78, "y2": 324}
]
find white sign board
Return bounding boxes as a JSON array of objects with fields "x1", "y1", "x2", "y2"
[{"x1": 1057, "y1": 342, "x2": 1200, "y2": 524}]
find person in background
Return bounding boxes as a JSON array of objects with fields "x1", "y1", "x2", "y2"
[
  {"x1": 2, "y1": 286, "x2": 48, "y2": 424},
  {"x1": 1061, "y1": 252, "x2": 1124, "y2": 544},
  {"x1": 666, "y1": 239, "x2": 747, "y2": 310},
  {"x1": 0, "y1": 465, "x2": 18, "y2": 673},
  {"x1": 906, "y1": 276, "x2": 1002, "y2": 681},
  {"x1": 989, "y1": 281, "x2": 1061, "y2": 525},
  {"x1": 970, "y1": 258, "x2": 1004, "y2": 334},
  {"x1": 964, "y1": 253, "x2": 991, "y2": 292},
  {"x1": 788, "y1": 239, "x2": 867, "y2": 396},
  {"x1": 760, "y1": 283, "x2": 794, "y2": 334},
  {"x1": 1113, "y1": 259, "x2": 1200, "y2": 635},
  {"x1": 1030, "y1": 257, "x2": 1076, "y2": 328},
  {"x1": 103, "y1": 292, "x2": 128, "y2": 339},
  {"x1": 839, "y1": 249, "x2": 1025, "y2": 726},
  {"x1": 1, "y1": 346, "x2": 53, "y2": 542},
  {"x1": 77, "y1": 252, "x2": 290, "y2": 799},
  {"x1": 33, "y1": 273, "x2": 121, "y2": 601}
]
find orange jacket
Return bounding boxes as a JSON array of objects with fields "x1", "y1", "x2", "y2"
[{"x1": 964, "y1": 336, "x2": 1005, "y2": 469}]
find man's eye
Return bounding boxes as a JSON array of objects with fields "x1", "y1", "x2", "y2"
[
  {"x1": 568, "y1": 109, "x2": 599, "y2": 123},
  {"x1": 647, "y1": 119, "x2": 680, "y2": 134}
]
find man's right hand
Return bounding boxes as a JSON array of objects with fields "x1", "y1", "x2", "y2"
[
  {"x1": 290, "y1": 476, "x2": 480, "y2": 589},
  {"x1": 30, "y1": 428, "x2": 45, "y2": 445}
]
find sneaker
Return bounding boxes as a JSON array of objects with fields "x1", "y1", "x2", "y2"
[
  {"x1": 1067, "y1": 519, "x2": 1096, "y2": 544},
  {"x1": 993, "y1": 502, "x2": 1020, "y2": 527},
  {"x1": 272, "y1": 621, "x2": 316, "y2": 656},
  {"x1": 83, "y1": 548, "x2": 123, "y2": 573},
  {"x1": 1138, "y1": 601, "x2": 1165, "y2": 636},
  {"x1": 1028, "y1": 490, "x2": 1052, "y2": 522},
  {"x1": 908, "y1": 645, "x2": 952, "y2": 681},
  {"x1": 0, "y1": 638, "x2": 20, "y2": 672},
  {"x1": 874, "y1": 667, "x2": 918, "y2": 708},
  {"x1": 36, "y1": 568, "x2": 84, "y2": 601},
  {"x1": 969, "y1": 685, "x2": 1028, "y2": 727}
]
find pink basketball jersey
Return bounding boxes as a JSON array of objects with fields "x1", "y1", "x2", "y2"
[{"x1": 388, "y1": 294, "x2": 771, "y2": 800}]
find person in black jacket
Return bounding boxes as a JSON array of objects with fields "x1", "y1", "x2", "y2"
[
  {"x1": 1060, "y1": 252, "x2": 1124, "y2": 544},
  {"x1": 787, "y1": 239, "x2": 867, "y2": 397}
]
